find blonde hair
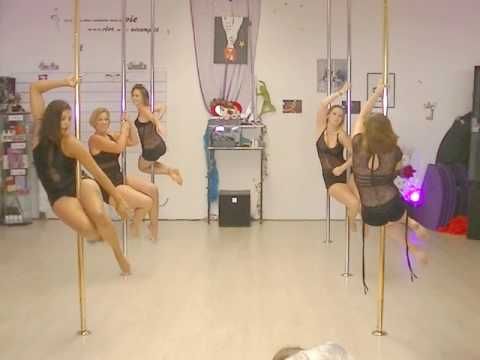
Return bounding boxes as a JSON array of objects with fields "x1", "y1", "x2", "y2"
[{"x1": 89, "y1": 107, "x2": 110, "y2": 128}]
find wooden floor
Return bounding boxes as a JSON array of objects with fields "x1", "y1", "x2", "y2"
[{"x1": 0, "y1": 220, "x2": 479, "y2": 360}]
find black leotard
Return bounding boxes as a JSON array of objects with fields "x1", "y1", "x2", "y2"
[
  {"x1": 135, "y1": 118, "x2": 167, "y2": 161},
  {"x1": 91, "y1": 134, "x2": 123, "y2": 202},
  {"x1": 33, "y1": 140, "x2": 76, "y2": 206},
  {"x1": 316, "y1": 130, "x2": 347, "y2": 189}
]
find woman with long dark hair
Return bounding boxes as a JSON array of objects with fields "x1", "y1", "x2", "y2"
[{"x1": 30, "y1": 77, "x2": 131, "y2": 274}]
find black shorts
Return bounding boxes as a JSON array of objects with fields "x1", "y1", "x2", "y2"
[{"x1": 362, "y1": 194, "x2": 406, "y2": 226}]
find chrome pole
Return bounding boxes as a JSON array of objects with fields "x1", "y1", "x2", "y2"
[
  {"x1": 342, "y1": 0, "x2": 353, "y2": 277},
  {"x1": 149, "y1": 0, "x2": 156, "y2": 183}
]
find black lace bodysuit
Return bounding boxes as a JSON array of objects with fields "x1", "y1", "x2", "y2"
[{"x1": 316, "y1": 130, "x2": 347, "y2": 189}]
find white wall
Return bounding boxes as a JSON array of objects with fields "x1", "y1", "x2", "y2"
[{"x1": 1, "y1": 0, "x2": 478, "y2": 219}]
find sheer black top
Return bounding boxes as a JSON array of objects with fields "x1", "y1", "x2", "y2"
[
  {"x1": 316, "y1": 130, "x2": 346, "y2": 173},
  {"x1": 33, "y1": 140, "x2": 76, "y2": 206},
  {"x1": 91, "y1": 134, "x2": 123, "y2": 187},
  {"x1": 135, "y1": 118, "x2": 167, "y2": 161},
  {"x1": 352, "y1": 133, "x2": 402, "y2": 208}
]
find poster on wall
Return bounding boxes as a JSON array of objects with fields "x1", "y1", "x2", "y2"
[
  {"x1": 317, "y1": 59, "x2": 347, "y2": 93},
  {"x1": 214, "y1": 16, "x2": 249, "y2": 64},
  {"x1": 367, "y1": 72, "x2": 396, "y2": 108},
  {"x1": 282, "y1": 99, "x2": 302, "y2": 113}
]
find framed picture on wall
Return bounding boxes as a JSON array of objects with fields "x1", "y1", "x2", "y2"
[
  {"x1": 366, "y1": 72, "x2": 396, "y2": 108},
  {"x1": 317, "y1": 59, "x2": 347, "y2": 93},
  {"x1": 282, "y1": 99, "x2": 302, "y2": 113}
]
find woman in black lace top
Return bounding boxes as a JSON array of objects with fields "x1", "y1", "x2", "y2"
[
  {"x1": 131, "y1": 84, "x2": 183, "y2": 185},
  {"x1": 316, "y1": 82, "x2": 360, "y2": 228},
  {"x1": 30, "y1": 77, "x2": 131, "y2": 274},
  {"x1": 88, "y1": 107, "x2": 160, "y2": 241},
  {"x1": 352, "y1": 79, "x2": 428, "y2": 253},
  {"x1": 88, "y1": 108, "x2": 158, "y2": 240}
]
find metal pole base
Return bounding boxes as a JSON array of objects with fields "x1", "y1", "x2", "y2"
[
  {"x1": 78, "y1": 329, "x2": 91, "y2": 336},
  {"x1": 341, "y1": 272, "x2": 353, "y2": 277},
  {"x1": 371, "y1": 329, "x2": 387, "y2": 336}
]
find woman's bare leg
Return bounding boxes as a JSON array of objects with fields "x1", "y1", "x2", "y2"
[
  {"x1": 126, "y1": 175, "x2": 159, "y2": 241},
  {"x1": 388, "y1": 213, "x2": 429, "y2": 264},
  {"x1": 138, "y1": 156, "x2": 183, "y2": 185},
  {"x1": 347, "y1": 175, "x2": 360, "y2": 199},
  {"x1": 52, "y1": 197, "x2": 99, "y2": 240},
  {"x1": 110, "y1": 184, "x2": 153, "y2": 238},
  {"x1": 328, "y1": 182, "x2": 360, "y2": 230},
  {"x1": 78, "y1": 179, "x2": 130, "y2": 274}
]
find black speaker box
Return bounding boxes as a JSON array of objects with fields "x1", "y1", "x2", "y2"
[{"x1": 219, "y1": 190, "x2": 251, "y2": 227}]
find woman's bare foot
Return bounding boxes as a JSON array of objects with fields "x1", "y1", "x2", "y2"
[
  {"x1": 118, "y1": 255, "x2": 131, "y2": 275},
  {"x1": 147, "y1": 222, "x2": 158, "y2": 242},
  {"x1": 168, "y1": 168, "x2": 183, "y2": 186},
  {"x1": 409, "y1": 244, "x2": 429, "y2": 265},
  {"x1": 412, "y1": 223, "x2": 430, "y2": 240}
]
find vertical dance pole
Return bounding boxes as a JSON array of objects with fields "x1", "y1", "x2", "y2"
[
  {"x1": 342, "y1": 0, "x2": 353, "y2": 277},
  {"x1": 149, "y1": 0, "x2": 156, "y2": 183},
  {"x1": 372, "y1": 0, "x2": 389, "y2": 337},
  {"x1": 381, "y1": 0, "x2": 389, "y2": 118},
  {"x1": 372, "y1": 225, "x2": 387, "y2": 336},
  {"x1": 73, "y1": 0, "x2": 89, "y2": 336},
  {"x1": 120, "y1": 0, "x2": 128, "y2": 256},
  {"x1": 324, "y1": 0, "x2": 333, "y2": 244}
]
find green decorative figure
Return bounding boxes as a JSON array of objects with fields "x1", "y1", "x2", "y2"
[{"x1": 257, "y1": 80, "x2": 276, "y2": 119}]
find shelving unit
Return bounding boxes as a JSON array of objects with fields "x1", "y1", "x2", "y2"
[
  {"x1": 206, "y1": 121, "x2": 266, "y2": 224},
  {"x1": 0, "y1": 112, "x2": 33, "y2": 224}
]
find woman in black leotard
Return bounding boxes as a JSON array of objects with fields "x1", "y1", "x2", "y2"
[
  {"x1": 316, "y1": 82, "x2": 360, "y2": 227},
  {"x1": 30, "y1": 77, "x2": 131, "y2": 274},
  {"x1": 88, "y1": 107, "x2": 160, "y2": 240},
  {"x1": 130, "y1": 84, "x2": 183, "y2": 185},
  {"x1": 352, "y1": 79, "x2": 428, "y2": 261}
]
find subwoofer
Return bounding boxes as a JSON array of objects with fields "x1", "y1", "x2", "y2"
[{"x1": 219, "y1": 190, "x2": 251, "y2": 227}]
